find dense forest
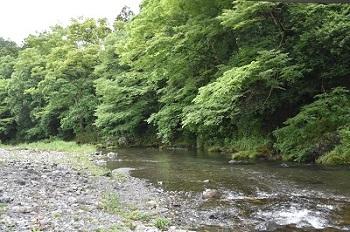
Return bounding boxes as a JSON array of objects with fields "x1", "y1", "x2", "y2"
[{"x1": 1, "y1": 0, "x2": 350, "y2": 164}]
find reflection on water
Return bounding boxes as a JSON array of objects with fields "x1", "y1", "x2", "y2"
[{"x1": 107, "y1": 148, "x2": 350, "y2": 231}]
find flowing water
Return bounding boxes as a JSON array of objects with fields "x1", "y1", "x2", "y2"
[{"x1": 106, "y1": 148, "x2": 350, "y2": 231}]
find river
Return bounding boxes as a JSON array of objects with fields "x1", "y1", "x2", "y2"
[{"x1": 106, "y1": 148, "x2": 350, "y2": 231}]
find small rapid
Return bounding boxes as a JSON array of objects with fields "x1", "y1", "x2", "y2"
[{"x1": 106, "y1": 148, "x2": 350, "y2": 231}]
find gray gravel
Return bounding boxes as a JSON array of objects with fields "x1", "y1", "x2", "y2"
[{"x1": 0, "y1": 148, "x2": 191, "y2": 232}]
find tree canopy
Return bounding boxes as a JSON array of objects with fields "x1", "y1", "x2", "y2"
[{"x1": 1, "y1": 1, "x2": 350, "y2": 164}]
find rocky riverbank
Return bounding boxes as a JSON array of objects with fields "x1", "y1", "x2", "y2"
[{"x1": 0, "y1": 148, "x2": 191, "y2": 232}]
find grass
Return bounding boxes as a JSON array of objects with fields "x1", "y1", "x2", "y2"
[
  {"x1": 0, "y1": 203, "x2": 7, "y2": 214},
  {"x1": 0, "y1": 139, "x2": 112, "y2": 176},
  {"x1": 125, "y1": 210, "x2": 151, "y2": 222},
  {"x1": 153, "y1": 217, "x2": 170, "y2": 231},
  {"x1": 229, "y1": 136, "x2": 271, "y2": 160},
  {"x1": 1, "y1": 139, "x2": 96, "y2": 154},
  {"x1": 95, "y1": 225, "x2": 126, "y2": 232},
  {"x1": 70, "y1": 152, "x2": 109, "y2": 176},
  {"x1": 100, "y1": 192, "x2": 122, "y2": 214},
  {"x1": 317, "y1": 145, "x2": 350, "y2": 165},
  {"x1": 99, "y1": 191, "x2": 152, "y2": 230},
  {"x1": 317, "y1": 128, "x2": 350, "y2": 165},
  {"x1": 207, "y1": 136, "x2": 271, "y2": 160},
  {"x1": 228, "y1": 136, "x2": 269, "y2": 152}
]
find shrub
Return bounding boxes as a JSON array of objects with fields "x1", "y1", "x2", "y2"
[
  {"x1": 317, "y1": 128, "x2": 350, "y2": 165},
  {"x1": 274, "y1": 88, "x2": 350, "y2": 162}
]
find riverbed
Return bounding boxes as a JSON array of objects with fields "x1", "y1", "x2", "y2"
[{"x1": 107, "y1": 148, "x2": 350, "y2": 231}]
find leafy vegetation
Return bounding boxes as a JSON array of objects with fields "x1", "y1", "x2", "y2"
[
  {"x1": 100, "y1": 192, "x2": 122, "y2": 214},
  {"x1": 317, "y1": 127, "x2": 350, "y2": 165},
  {"x1": 0, "y1": 203, "x2": 7, "y2": 215},
  {"x1": 1, "y1": 1, "x2": 350, "y2": 164},
  {"x1": 153, "y1": 217, "x2": 171, "y2": 231},
  {"x1": 274, "y1": 88, "x2": 350, "y2": 162}
]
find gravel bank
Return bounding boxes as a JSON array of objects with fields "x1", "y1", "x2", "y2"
[{"x1": 0, "y1": 148, "x2": 190, "y2": 232}]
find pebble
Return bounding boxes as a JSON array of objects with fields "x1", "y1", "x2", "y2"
[
  {"x1": 0, "y1": 149, "x2": 125, "y2": 231},
  {"x1": 0, "y1": 147, "x2": 226, "y2": 231}
]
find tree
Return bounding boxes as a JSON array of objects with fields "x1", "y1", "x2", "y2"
[
  {"x1": 33, "y1": 18, "x2": 110, "y2": 137},
  {"x1": 0, "y1": 38, "x2": 19, "y2": 141}
]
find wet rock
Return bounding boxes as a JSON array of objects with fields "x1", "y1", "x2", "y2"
[
  {"x1": 106, "y1": 152, "x2": 118, "y2": 159},
  {"x1": 203, "y1": 179, "x2": 210, "y2": 183},
  {"x1": 280, "y1": 163, "x2": 289, "y2": 168}
]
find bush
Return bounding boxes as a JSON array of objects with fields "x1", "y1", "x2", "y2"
[
  {"x1": 274, "y1": 88, "x2": 350, "y2": 162},
  {"x1": 317, "y1": 128, "x2": 350, "y2": 165}
]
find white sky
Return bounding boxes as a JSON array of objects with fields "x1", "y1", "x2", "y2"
[{"x1": 0, "y1": 0, "x2": 142, "y2": 45}]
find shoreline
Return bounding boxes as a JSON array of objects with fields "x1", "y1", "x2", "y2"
[{"x1": 0, "y1": 147, "x2": 191, "y2": 232}]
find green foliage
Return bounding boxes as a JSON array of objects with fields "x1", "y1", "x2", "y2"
[
  {"x1": 0, "y1": 38, "x2": 19, "y2": 141},
  {"x1": 1, "y1": 2, "x2": 350, "y2": 164},
  {"x1": 34, "y1": 18, "x2": 109, "y2": 136},
  {"x1": 183, "y1": 50, "x2": 303, "y2": 135},
  {"x1": 317, "y1": 128, "x2": 350, "y2": 165},
  {"x1": 100, "y1": 192, "x2": 122, "y2": 214},
  {"x1": 0, "y1": 203, "x2": 7, "y2": 215},
  {"x1": 0, "y1": 78, "x2": 14, "y2": 140},
  {"x1": 125, "y1": 210, "x2": 151, "y2": 222},
  {"x1": 121, "y1": 0, "x2": 235, "y2": 142},
  {"x1": 7, "y1": 41, "x2": 54, "y2": 140},
  {"x1": 153, "y1": 217, "x2": 170, "y2": 231},
  {"x1": 95, "y1": 71, "x2": 154, "y2": 138},
  {"x1": 4, "y1": 19, "x2": 109, "y2": 141},
  {"x1": 274, "y1": 88, "x2": 350, "y2": 162},
  {"x1": 0, "y1": 37, "x2": 19, "y2": 57}
]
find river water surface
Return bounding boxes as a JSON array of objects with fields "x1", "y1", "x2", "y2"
[{"x1": 107, "y1": 148, "x2": 350, "y2": 231}]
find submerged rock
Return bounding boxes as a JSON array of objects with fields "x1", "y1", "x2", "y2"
[
  {"x1": 228, "y1": 160, "x2": 254, "y2": 165},
  {"x1": 280, "y1": 163, "x2": 289, "y2": 168}
]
